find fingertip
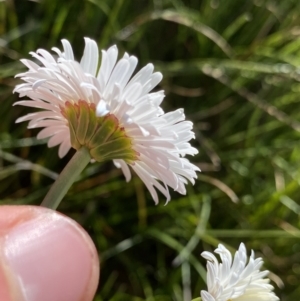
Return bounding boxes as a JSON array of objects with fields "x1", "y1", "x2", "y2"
[{"x1": 0, "y1": 206, "x2": 99, "y2": 301}]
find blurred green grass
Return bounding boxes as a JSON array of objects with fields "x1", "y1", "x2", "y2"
[{"x1": 2, "y1": 0, "x2": 300, "y2": 300}]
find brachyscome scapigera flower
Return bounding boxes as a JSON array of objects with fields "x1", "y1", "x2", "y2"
[
  {"x1": 13, "y1": 38, "x2": 199, "y2": 203},
  {"x1": 201, "y1": 243, "x2": 279, "y2": 301}
]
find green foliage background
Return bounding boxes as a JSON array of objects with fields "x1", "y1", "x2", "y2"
[{"x1": 1, "y1": 0, "x2": 300, "y2": 300}]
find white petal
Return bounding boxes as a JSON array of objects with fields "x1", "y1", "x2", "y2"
[
  {"x1": 36, "y1": 49, "x2": 56, "y2": 63},
  {"x1": 96, "y1": 99, "x2": 110, "y2": 117},
  {"x1": 58, "y1": 138, "x2": 71, "y2": 158},
  {"x1": 48, "y1": 131, "x2": 67, "y2": 147},
  {"x1": 201, "y1": 291, "x2": 216, "y2": 301},
  {"x1": 141, "y1": 72, "x2": 163, "y2": 95},
  {"x1": 113, "y1": 159, "x2": 132, "y2": 182},
  {"x1": 61, "y1": 39, "x2": 74, "y2": 60},
  {"x1": 80, "y1": 37, "x2": 99, "y2": 76},
  {"x1": 37, "y1": 126, "x2": 65, "y2": 139},
  {"x1": 97, "y1": 45, "x2": 118, "y2": 84}
]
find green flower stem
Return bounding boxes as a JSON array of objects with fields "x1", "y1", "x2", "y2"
[
  {"x1": 41, "y1": 147, "x2": 91, "y2": 210},
  {"x1": 191, "y1": 298, "x2": 201, "y2": 301}
]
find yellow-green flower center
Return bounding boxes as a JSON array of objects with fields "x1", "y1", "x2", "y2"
[{"x1": 61, "y1": 100, "x2": 138, "y2": 163}]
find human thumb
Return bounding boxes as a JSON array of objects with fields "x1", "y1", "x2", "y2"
[{"x1": 0, "y1": 205, "x2": 99, "y2": 301}]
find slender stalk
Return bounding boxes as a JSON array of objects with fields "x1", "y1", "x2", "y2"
[{"x1": 41, "y1": 147, "x2": 91, "y2": 210}]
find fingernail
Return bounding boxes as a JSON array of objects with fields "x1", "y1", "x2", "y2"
[{"x1": 4, "y1": 211, "x2": 95, "y2": 301}]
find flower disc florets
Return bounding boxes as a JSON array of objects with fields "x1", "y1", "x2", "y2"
[
  {"x1": 201, "y1": 243, "x2": 279, "y2": 301},
  {"x1": 13, "y1": 37, "x2": 199, "y2": 203}
]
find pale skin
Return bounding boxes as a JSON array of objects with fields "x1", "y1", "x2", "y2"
[{"x1": 0, "y1": 206, "x2": 99, "y2": 301}]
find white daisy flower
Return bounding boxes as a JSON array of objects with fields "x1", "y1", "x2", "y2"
[
  {"x1": 13, "y1": 37, "x2": 199, "y2": 204},
  {"x1": 201, "y1": 243, "x2": 279, "y2": 301}
]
